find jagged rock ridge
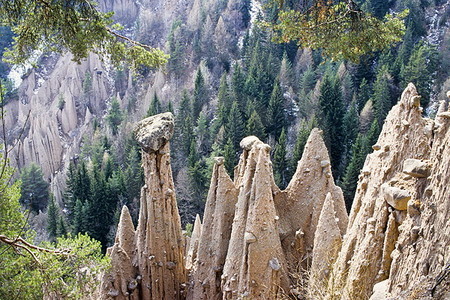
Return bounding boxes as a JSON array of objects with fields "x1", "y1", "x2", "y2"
[{"x1": 102, "y1": 84, "x2": 449, "y2": 299}]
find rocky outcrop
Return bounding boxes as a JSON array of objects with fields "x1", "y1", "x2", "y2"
[
  {"x1": 309, "y1": 192, "x2": 345, "y2": 296},
  {"x1": 101, "y1": 206, "x2": 139, "y2": 299},
  {"x1": 329, "y1": 83, "x2": 449, "y2": 299},
  {"x1": 5, "y1": 53, "x2": 112, "y2": 202},
  {"x1": 190, "y1": 157, "x2": 238, "y2": 300},
  {"x1": 101, "y1": 113, "x2": 187, "y2": 300},
  {"x1": 221, "y1": 137, "x2": 289, "y2": 299},
  {"x1": 276, "y1": 128, "x2": 348, "y2": 270},
  {"x1": 185, "y1": 214, "x2": 202, "y2": 272},
  {"x1": 102, "y1": 83, "x2": 450, "y2": 300}
]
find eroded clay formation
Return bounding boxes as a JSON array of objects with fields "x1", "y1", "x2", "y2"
[{"x1": 102, "y1": 83, "x2": 449, "y2": 299}]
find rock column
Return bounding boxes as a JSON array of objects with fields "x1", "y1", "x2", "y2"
[{"x1": 134, "y1": 112, "x2": 187, "y2": 300}]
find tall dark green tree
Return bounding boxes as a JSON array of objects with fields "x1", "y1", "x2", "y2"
[
  {"x1": 147, "y1": 92, "x2": 162, "y2": 117},
  {"x1": 267, "y1": 79, "x2": 286, "y2": 139},
  {"x1": 372, "y1": 66, "x2": 393, "y2": 125},
  {"x1": 357, "y1": 78, "x2": 371, "y2": 112},
  {"x1": 273, "y1": 128, "x2": 288, "y2": 189},
  {"x1": 47, "y1": 197, "x2": 58, "y2": 241},
  {"x1": 318, "y1": 74, "x2": 345, "y2": 178},
  {"x1": 246, "y1": 110, "x2": 266, "y2": 140},
  {"x1": 192, "y1": 68, "x2": 208, "y2": 120},
  {"x1": 19, "y1": 164, "x2": 49, "y2": 212},
  {"x1": 289, "y1": 117, "x2": 317, "y2": 178},
  {"x1": 223, "y1": 138, "x2": 236, "y2": 177},
  {"x1": 401, "y1": 42, "x2": 438, "y2": 108},
  {"x1": 174, "y1": 91, "x2": 194, "y2": 156},
  {"x1": 225, "y1": 101, "x2": 245, "y2": 150},
  {"x1": 107, "y1": 97, "x2": 123, "y2": 135}
]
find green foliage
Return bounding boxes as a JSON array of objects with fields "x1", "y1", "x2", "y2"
[
  {"x1": 401, "y1": 42, "x2": 438, "y2": 108},
  {"x1": 318, "y1": 74, "x2": 345, "y2": 178},
  {"x1": 341, "y1": 119, "x2": 380, "y2": 208},
  {"x1": 372, "y1": 66, "x2": 393, "y2": 125},
  {"x1": 223, "y1": 138, "x2": 236, "y2": 177},
  {"x1": 174, "y1": 90, "x2": 194, "y2": 157},
  {"x1": 19, "y1": 163, "x2": 49, "y2": 213},
  {"x1": 193, "y1": 68, "x2": 208, "y2": 120},
  {"x1": 0, "y1": 0, "x2": 168, "y2": 69},
  {"x1": 147, "y1": 92, "x2": 162, "y2": 117},
  {"x1": 269, "y1": 1, "x2": 408, "y2": 62},
  {"x1": 290, "y1": 117, "x2": 317, "y2": 178},
  {"x1": 0, "y1": 153, "x2": 108, "y2": 298},
  {"x1": 47, "y1": 197, "x2": 58, "y2": 241},
  {"x1": 246, "y1": 110, "x2": 266, "y2": 140},
  {"x1": 107, "y1": 97, "x2": 123, "y2": 135},
  {"x1": 225, "y1": 101, "x2": 245, "y2": 150},
  {"x1": 267, "y1": 79, "x2": 286, "y2": 139},
  {"x1": 273, "y1": 128, "x2": 288, "y2": 188}
]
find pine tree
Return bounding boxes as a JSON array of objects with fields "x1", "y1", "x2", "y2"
[
  {"x1": 401, "y1": 42, "x2": 438, "y2": 108},
  {"x1": 318, "y1": 74, "x2": 345, "y2": 179},
  {"x1": 341, "y1": 134, "x2": 366, "y2": 210},
  {"x1": 342, "y1": 101, "x2": 360, "y2": 171},
  {"x1": 107, "y1": 97, "x2": 123, "y2": 135},
  {"x1": 246, "y1": 110, "x2": 266, "y2": 140},
  {"x1": 299, "y1": 67, "x2": 316, "y2": 94},
  {"x1": 196, "y1": 111, "x2": 210, "y2": 155},
  {"x1": 273, "y1": 128, "x2": 288, "y2": 189},
  {"x1": 124, "y1": 146, "x2": 143, "y2": 202},
  {"x1": 47, "y1": 197, "x2": 58, "y2": 241},
  {"x1": 73, "y1": 199, "x2": 84, "y2": 234},
  {"x1": 341, "y1": 119, "x2": 380, "y2": 209},
  {"x1": 19, "y1": 163, "x2": 50, "y2": 212},
  {"x1": 225, "y1": 101, "x2": 245, "y2": 150},
  {"x1": 174, "y1": 90, "x2": 194, "y2": 156},
  {"x1": 147, "y1": 92, "x2": 162, "y2": 117},
  {"x1": 357, "y1": 78, "x2": 371, "y2": 112},
  {"x1": 231, "y1": 64, "x2": 246, "y2": 114},
  {"x1": 223, "y1": 138, "x2": 236, "y2": 177},
  {"x1": 56, "y1": 215, "x2": 68, "y2": 237},
  {"x1": 192, "y1": 68, "x2": 208, "y2": 120},
  {"x1": 372, "y1": 66, "x2": 393, "y2": 125},
  {"x1": 289, "y1": 117, "x2": 316, "y2": 178},
  {"x1": 267, "y1": 79, "x2": 286, "y2": 140}
]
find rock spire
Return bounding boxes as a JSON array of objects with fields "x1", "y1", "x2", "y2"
[{"x1": 101, "y1": 112, "x2": 187, "y2": 299}]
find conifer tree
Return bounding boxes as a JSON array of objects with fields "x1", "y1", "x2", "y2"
[
  {"x1": 147, "y1": 92, "x2": 162, "y2": 117},
  {"x1": 56, "y1": 215, "x2": 68, "y2": 237},
  {"x1": 246, "y1": 110, "x2": 266, "y2": 140},
  {"x1": 19, "y1": 163, "x2": 50, "y2": 213},
  {"x1": 73, "y1": 199, "x2": 84, "y2": 234},
  {"x1": 225, "y1": 101, "x2": 245, "y2": 150},
  {"x1": 289, "y1": 117, "x2": 316, "y2": 178},
  {"x1": 357, "y1": 78, "x2": 371, "y2": 112},
  {"x1": 372, "y1": 66, "x2": 393, "y2": 125},
  {"x1": 342, "y1": 101, "x2": 360, "y2": 168},
  {"x1": 341, "y1": 134, "x2": 366, "y2": 209},
  {"x1": 231, "y1": 64, "x2": 247, "y2": 114},
  {"x1": 124, "y1": 146, "x2": 143, "y2": 202},
  {"x1": 47, "y1": 197, "x2": 58, "y2": 241},
  {"x1": 223, "y1": 138, "x2": 236, "y2": 177},
  {"x1": 192, "y1": 68, "x2": 207, "y2": 120},
  {"x1": 267, "y1": 79, "x2": 286, "y2": 140},
  {"x1": 196, "y1": 112, "x2": 210, "y2": 155},
  {"x1": 299, "y1": 67, "x2": 316, "y2": 94},
  {"x1": 174, "y1": 90, "x2": 194, "y2": 157},
  {"x1": 107, "y1": 97, "x2": 123, "y2": 135},
  {"x1": 318, "y1": 74, "x2": 345, "y2": 178},
  {"x1": 401, "y1": 42, "x2": 438, "y2": 108},
  {"x1": 273, "y1": 128, "x2": 288, "y2": 189}
]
